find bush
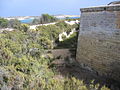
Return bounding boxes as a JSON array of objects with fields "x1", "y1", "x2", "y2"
[
  {"x1": 0, "y1": 18, "x2": 8, "y2": 28},
  {"x1": 0, "y1": 24, "x2": 110, "y2": 90},
  {"x1": 57, "y1": 32, "x2": 78, "y2": 48}
]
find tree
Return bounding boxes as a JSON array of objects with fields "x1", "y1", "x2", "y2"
[{"x1": 40, "y1": 14, "x2": 58, "y2": 24}]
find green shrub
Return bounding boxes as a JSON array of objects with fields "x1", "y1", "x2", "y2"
[{"x1": 0, "y1": 26, "x2": 110, "y2": 90}]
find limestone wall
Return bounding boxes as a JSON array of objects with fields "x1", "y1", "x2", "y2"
[{"x1": 76, "y1": 5, "x2": 120, "y2": 81}]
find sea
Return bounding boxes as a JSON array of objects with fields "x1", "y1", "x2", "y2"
[
  {"x1": 20, "y1": 18, "x2": 34, "y2": 23},
  {"x1": 19, "y1": 17, "x2": 80, "y2": 23},
  {"x1": 68, "y1": 17, "x2": 80, "y2": 19},
  {"x1": 58, "y1": 17, "x2": 80, "y2": 20}
]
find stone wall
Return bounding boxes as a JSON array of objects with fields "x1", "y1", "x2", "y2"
[{"x1": 76, "y1": 5, "x2": 120, "y2": 81}]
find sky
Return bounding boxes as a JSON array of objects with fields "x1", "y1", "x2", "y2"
[{"x1": 0, "y1": 0, "x2": 116, "y2": 17}]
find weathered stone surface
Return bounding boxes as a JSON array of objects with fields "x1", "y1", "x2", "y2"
[
  {"x1": 76, "y1": 5, "x2": 120, "y2": 81},
  {"x1": 81, "y1": 5, "x2": 120, "y2": 12}
]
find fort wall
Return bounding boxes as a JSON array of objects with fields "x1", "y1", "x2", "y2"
[{"x1": 76, "y1": 5, "x2": 120, "y2": 81}]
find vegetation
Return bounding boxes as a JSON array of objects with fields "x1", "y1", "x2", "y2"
[
  {"x1": 0, "y1": 18, "x2": 110, "y2": 89},
  {"x1": 55, "y1": 21, "x2": 79, "y2": 34},
  {"x1": 40, "y1": 14, "x2": 58, "y2": 24},
  {"x1": 0, "y1": 18, "x2": 22, "y2": 29},
  {"x1": 34, "y1": 21, "x2": 79, "y2": 49},
  {"x1": 0, "y1": 18, "x2": 30, "y2": 33},
  {"x1": 32, "y1": 14, "x2": 58, "y2": 25},
  {"x1": 55, "y1": 21, "x2": 72, "y2": 32},
  {"x1": 20, "y1": 24, "x2": 29, "y2": 32},
  {"x1": 65, "y1": 17, "x2": 80, "y2": 21},
  {"x1": 32, "y1": 18, "x2": 40, "y2": 25},
  {"x1": 0, "y1": 18, "x2": 8, "y2": 28},
  {"x1": 57, "y1": 32, "x2": 78, "y2": 48},
  {"x1": 0, "y1": 30, "x2": 109, "y2": 90},
  {"x1": 8, "y1": 19, "x2": 21, "y2": 29}
]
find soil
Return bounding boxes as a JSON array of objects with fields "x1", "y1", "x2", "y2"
[{"x1": 51, "y1": 59, "x2": 120, "y2": 90}]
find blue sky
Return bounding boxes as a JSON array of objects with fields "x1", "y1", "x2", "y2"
[{"x1": 0, "y1": 0, "x2": 115, "y2": 17}]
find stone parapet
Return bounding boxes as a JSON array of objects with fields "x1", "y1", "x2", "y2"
[{"x1": 81, "y1": 5, "x2": 120, "y2": 12}]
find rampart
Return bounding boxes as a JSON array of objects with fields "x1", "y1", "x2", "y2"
[{"x1": 76, "y1": 4, "x2": 120, "y2": 81}]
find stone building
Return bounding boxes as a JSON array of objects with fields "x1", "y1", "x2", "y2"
[{"x1": 76, "y1": 2, "x2": 120, "y2": 81}]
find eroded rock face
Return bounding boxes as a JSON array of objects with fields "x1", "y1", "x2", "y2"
[{"x1": 76, "y1": 5, "x2": 120, "y2": 81}]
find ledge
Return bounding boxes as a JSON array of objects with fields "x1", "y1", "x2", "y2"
[{"x1": 80, "y1": 5, "x2": 120, "y2": 12}]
